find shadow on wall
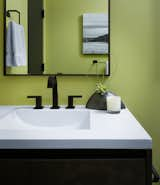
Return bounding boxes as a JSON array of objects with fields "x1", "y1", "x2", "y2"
[{"x1": 155, "y1": 0, "x2": 160, "y2": 82}]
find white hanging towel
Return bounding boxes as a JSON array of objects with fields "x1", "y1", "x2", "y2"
[{"x1": 6, "y1": 21, "x2": 27, "y2": 67}]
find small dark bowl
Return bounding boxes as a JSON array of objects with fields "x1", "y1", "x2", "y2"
[{"x1": 86, "y1": 91, "x2": 126, "y2": 111}]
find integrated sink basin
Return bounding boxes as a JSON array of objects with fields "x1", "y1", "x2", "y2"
[
  {"x1": 15, "y1": 109, "x2": 91, "y2": 130},
  {"x1": 0, "y1": 106, "x2": 152, "y2": 149}
]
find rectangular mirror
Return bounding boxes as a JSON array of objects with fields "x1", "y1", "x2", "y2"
[{"x1": 4, "y1": 0, "x2": 110, "y2": 76}]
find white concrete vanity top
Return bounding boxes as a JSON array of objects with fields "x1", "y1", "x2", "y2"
[{"x1": 0, "y1": 106, "x2": 152, "y2": 149}]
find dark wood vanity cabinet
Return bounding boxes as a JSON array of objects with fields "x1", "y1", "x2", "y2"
[{"x1": 0, "y1": 150, "x2": 152, "y2": 185}]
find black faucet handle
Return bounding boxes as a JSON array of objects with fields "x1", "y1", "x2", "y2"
[
  {"x1": 27, "y1": 96, "x2": 43, "y2": 109},
  {"x1": 66, "y1": 96, "x2": 83, "y2": 109}
]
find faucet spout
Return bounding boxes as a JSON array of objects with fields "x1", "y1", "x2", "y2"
[{"x1": 47, "y1": 76, "x2": 60, "y2": 109}]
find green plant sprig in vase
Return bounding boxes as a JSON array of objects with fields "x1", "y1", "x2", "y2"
[{"x1": 96, "y1": 83, "x2": 107, "y2": 95}]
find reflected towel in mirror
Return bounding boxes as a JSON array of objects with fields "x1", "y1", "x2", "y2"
[{"x1": 6, "y1": 21, "x2": 27, "y2": 67}]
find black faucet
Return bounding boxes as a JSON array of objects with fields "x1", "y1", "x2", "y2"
[
  {"x1": 66, "y1": 96, "x2": 83, "y2": 109},
  {"x1": 27, "y1": 96, "x2": 43, "y2": 109},
  {"x1": 47, "y1": 76, "x2": 60, "y2": 109}
]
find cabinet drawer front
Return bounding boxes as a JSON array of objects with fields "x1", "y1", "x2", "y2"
[{"x1": 0, "y1": 159, "x2": 145, "y2": 185}]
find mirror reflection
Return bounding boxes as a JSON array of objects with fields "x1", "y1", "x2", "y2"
[
  {"x1": 4, "y1": 0, "x2": 110, "y2": 76},
  {"x1": 5, "y1": 0, "x2": 28, "y2": 75}
]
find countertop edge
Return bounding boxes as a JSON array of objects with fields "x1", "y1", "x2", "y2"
[{"x1": 0, "y1": 139, "x2": 152, "y2": 150}]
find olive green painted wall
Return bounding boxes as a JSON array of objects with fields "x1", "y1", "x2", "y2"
[{"x1": 0, "y1": 0, "x2": 160, "y2": 179}]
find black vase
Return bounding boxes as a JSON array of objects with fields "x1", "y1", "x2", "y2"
[{"x1": 86, "y1": 91, "x2": 126, "y2": 110}]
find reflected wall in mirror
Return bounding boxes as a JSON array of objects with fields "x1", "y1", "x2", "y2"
[{"x1": 4, "y1": 0, "x2": 110, "y2": 76}]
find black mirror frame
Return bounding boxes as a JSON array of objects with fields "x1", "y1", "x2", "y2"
[{"x1": 3, "y1": 0, "x2": 111, "y2": 77}]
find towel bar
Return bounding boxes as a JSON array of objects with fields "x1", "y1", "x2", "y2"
[{"x1": 6, "y1": 10, "x2": 21, "y2": 24}]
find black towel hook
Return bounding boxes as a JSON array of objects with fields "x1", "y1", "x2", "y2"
[{"x1": 6, "y1": 10, "x2": 21, "y2": 24}]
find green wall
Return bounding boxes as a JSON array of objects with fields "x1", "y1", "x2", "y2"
[{"x1": 0, "y1": 0, "x2": 160, "y2": 180}]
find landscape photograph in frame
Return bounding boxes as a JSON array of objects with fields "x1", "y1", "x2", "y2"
[{"x1": 83, "y1": 13, "x2": 108, "y2": 54}]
